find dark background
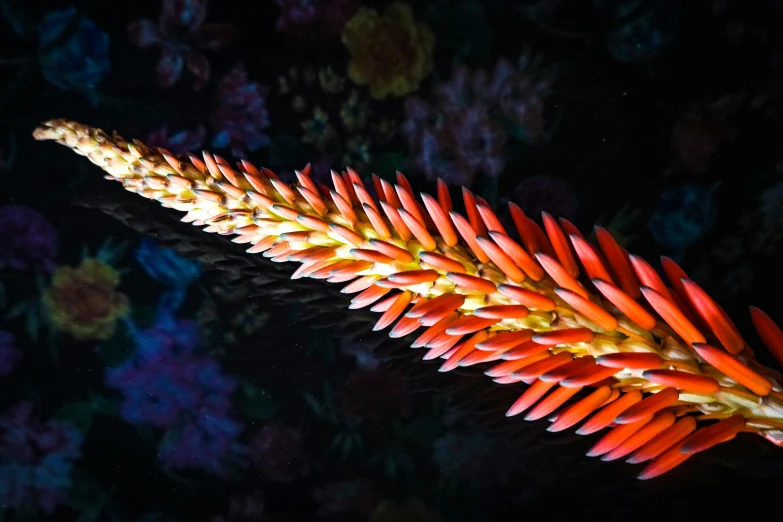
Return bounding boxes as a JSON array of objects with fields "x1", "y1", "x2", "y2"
[{"x1": 2, "y1": 0, "x2": 783, "y2": 520}]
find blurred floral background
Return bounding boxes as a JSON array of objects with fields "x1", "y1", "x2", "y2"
[{"x1": 2, "y1": 0, "x2": 783, "y2": 520}]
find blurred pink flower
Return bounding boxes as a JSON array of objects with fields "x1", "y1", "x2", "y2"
[
  {"x1": 274, "y1": 0, "x2": 358, "y2": 36},
  {"x1": 211, "y1": 64, "x2": 271, "y2": 158},
  {"x1": 249, "y1": 422, "x2": 308, "y2": 483},
  {"x1": 341, "y1": 367, "x2": 411, "y2": 420},
  {"x1": 312, "y1": 478, "x2": 379, "y2": 518},
  {"x1": 510, "y1": 175, "x2": 579, "y2": 221},
  {"x1": 128, "y1": 0, "x2": 239, "y2": 90},
  {"x1": 146, "y1": 124, "x2": 206, "y2": 155},
  {"x1": 671, "y1": 94, "x2": 741, "y2": 174},
  {"x1": 403, "y1": 56, "x2": 553, "y2": 186}
]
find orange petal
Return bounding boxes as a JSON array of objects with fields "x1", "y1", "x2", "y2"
[
  {"x1": 615, "y1": 388, "x2": 679, "y2": 424},
  {"x1": 642, "y1": 370, "x2": 719, "y2": 395},
  {"x1": 547, "y1": 386, "x2": 613, "y2": 432},
  {"x1": 485, "y1": 351, "x2": 550, "y2": 377},
  {"x1": 475, "y1": 330, "x2": 536, "y2": 351},
  {"x1": 533, "y1": 328, "x2": 595, "y2": 346},
  {"x1": 513, "y1": 352, "x2": 573, "y2": 380},
  {"x1": 411, "y1": 312, "x2": 460, "y2": 348},
  {"x1": 368, "y1": 239, "x2": 414, "y2": 263},
  {"x1": 680, "y1": 415, "x2": 746, "y2": 455},
  {"x1": 692, "y1": 343, "x2": 772, "y2": 396},
  {"x1": 362, "y1": 203, "x2": 392, "y2": 240},
  {"x1": 640, "y1": 286, "x2": 706, "y2": 347},
  {"x1": 536, "y1": 253, "x2": 588, "y2": 298},
  {"x1": 543, "y1": 212, "x2": 579, "y2": 278},
  {"x1": 570, "y1": 235, "x2": 614, "y2": 284},
  {"x1": 750, "y1": 306, "x2": 783, "y2": 367},
  {"x1": 440, "y1": 330, "x2": 487, "y2": 372},
  {"x1": 488, "y1": 232, "x2": 545, "y2": 280},
  {"x1": 592, "y1": 278, "x2": 656, "y2": 331},
  {"x1": 446, "y1": 272, "x2": 497, "y2": 295},
  {"x1": 540, "y1": 355, "x2": 596, "y2": 383},
  {"x1": 445, "y1": 315, "x2": 498, "y2": 335},
  {"x1": 462, "y1": 187, "x2": 486, "y2": 236},
  {"x1": 508, "y1": 203, "x2": 538, "y2": 254},
  {"x1": 596, "y1": 352, "x2": 663, "y2": 370},
  {"x1": 595, "y1": 226, "x2": 640, "y2": 299},
  {"x1": 389, "y1": 315, "x2": 423, "y2": 338},
  {"x1": 473, "y1": 305, "x2": 530, "y2": 320},
  {"x1": 387, "y1": 269, "x2": 440, "y2": 286},
  {"x1": 681, "y1": 278, "x2": 744, "y2": 355},
  {"x1": 350, "y1": 285, "x2": 391, "y2": 310},
  {"x1": 555, "y1": 287, "x2": 618, "y2": 331},
  {"x1": 437, "y1": 179, "x2": 452, "y2": 212},
  {"x1": 497, "y1": 284, "x2": 556, "y2": 311},
  {"x1": 602, "y1": 412, "x2": 676, "y2": 461},
  {"x1": 329, "y1": 223, "x2": 364, "y2": 246},
  {"x1": 379, "y1": 201, "x2": 413, "y2": 242},
  {"x1": 406, "y1": 294, "x2": 465, "y2": 319},
  {"x1": 628, "y1": 254, "x2": 672, "y2": 301},
  {"x1": 626, "y1": 416, "x2": 697, "y2": 464},
  {"x1": 576, "y1": 390, "x2": 642, "y2": 435},
  {"x1": 506, "y1": 379, "x2": 557, "y2": 417},
  {"x1": 476, "y1": 203, "x2": 508, "y2": 235},
  {"x1": 421, "y1": 192, "x2": 458, "y2": 246},
  {"x1": 449, "y1": 211, "x2": 489, "y2": 263},
  {"x1": 419, "y1": 251, "x2": 466, "y2": 273},
  {"x1": 560, "y1": 364, "x2": 619, "y2": 387},
  {"x1": 525, "y1": 385, "x2": 583, "y2": 421},
  {"x1": 350, "y1": 248, "x2": 394, "y2": 264},
  {"x1": 399, "y1": 208, "x2": 437, "y2": 250},
  {"x1": 637, "y1": 440, "x2": 692, "y2": 480},
  {"x1": 587, "y1": 416, "x2": 652, "y2": 457},
  {"x1": 476, "y1": 237, "x2": 526, "y2": 283}
]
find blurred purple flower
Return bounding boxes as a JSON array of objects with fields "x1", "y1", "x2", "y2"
[
  {"x1": 211, "y1": 64, "x2": 271, "y2": 158},
  {"x1": 146, "y1": 124, "x2": 206, "y2": 155},
  {"x1": 648, "y1": 183, "x2": 717, "y2": 255},
  {"x1": 0, "y1": 205, "x2": 58, "y2": 273},
  {"x1": 105, "y1": 294, "x2": 241, "y2": 475},
  {"x1": 274, "y1": 0, "x2": 358, "y2": 36},
  {"x1": 38, "y1": 7, "x2": 110, "y2": 92},
  {"x1": 312, "y1": 478, "x2": 379, "y2": 518},
  {"x1": 159, "y1": 409, "x2": 243, "y2": 475},
  {"x1": 0, "y1": 331, "x2": 22, "y2": 376},
  {"x1": 249, "y1": 422, "x2": 308, "y2": 483},
  {"x1": 341, "y1": 367, "x2": 411, "y2": 421},
  {"x1": 403, "y1": 57, "x2": 552, "y2": 186},
  {"x1": 509, "y1": 175, "x2": 579, "y2": 221},
  {"x1": 671, "y1": 96, "x2": 740, "y2": 174},
  {"x1": 0, "y1": 402, "x2": 83, "y2": 514},
  {"x1": 128, "y1": 0, "x2": 238, "y2": 90}
]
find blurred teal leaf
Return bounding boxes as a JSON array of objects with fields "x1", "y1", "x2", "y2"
[
  {"x1": 269, "y1": 133, "x2": 309, "y2": 169},
  {"x1": 369, "y1": 153, "x2": 407, "y2": 179},
  {"x1": 426, "y1": 0, "x2": 493, "y2": 64},
  {"x1": 402, "y1": 415, "x2": 443, "y2": 447},
  {"x1": 5, "y1": 299, "x2": 31, "y2": 320},
  {"x1": 25, "y1": 301, "x2": 40, "y2": 344},
  {"x1": 302, "y1": 392, "x2": 325, "y2": 417},
  {"x1": 67, "y1": 468, "x2": 107, "y2": 511},
  {"x1": 238, "y1": 380, "x2": 279, "y2": 420},
  {"x1": 55, "y1": 400, "x2": 94, "y2": 434},
  {"x1": 98, "y1": 320, "x2": 135, "y2": 368}
]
